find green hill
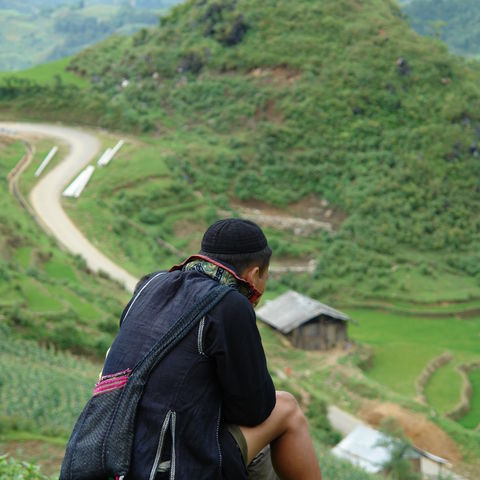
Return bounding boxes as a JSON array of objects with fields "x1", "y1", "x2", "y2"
[
  {"x1": 8, "y1": 0, "x2": 479, "y2": 302},
  {"x1": 403, "y1": 0, "x2": 480, "y2": 58}
]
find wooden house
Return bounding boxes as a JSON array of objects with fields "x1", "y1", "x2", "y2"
[{"x1": 256, "y1": 290, "x2": 353, "y2": 351}]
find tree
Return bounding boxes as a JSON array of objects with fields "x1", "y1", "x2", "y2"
[{"x1": 376, "y1": 418, "x2": 421, "y2": 480}]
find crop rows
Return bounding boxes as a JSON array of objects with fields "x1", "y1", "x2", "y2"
[{"x1": 0, "y1": 328, "x2": 99, "y2": 436}]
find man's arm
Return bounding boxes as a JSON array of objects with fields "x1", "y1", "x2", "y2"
[{"x1": 204, "y1": 291, "x2": 276, "y2": 426}]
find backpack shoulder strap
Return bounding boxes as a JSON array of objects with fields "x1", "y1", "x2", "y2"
[{"x1": 134, "y1": 283, "x2": 231, "y2": 377}]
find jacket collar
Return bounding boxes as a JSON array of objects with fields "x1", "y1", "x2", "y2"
[{"x1": 170, "y1": 254, "x2": 262, "y2": 306}]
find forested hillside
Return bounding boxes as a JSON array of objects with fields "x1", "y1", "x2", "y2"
[
  {"x1": 403, "y1": 0, "x2": 480, "y2": 57},
  {"x1": 0, "y1": 0, "x2": 184, "y2": 71}
]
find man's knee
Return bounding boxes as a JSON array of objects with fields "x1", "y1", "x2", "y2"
[
  {"x1": 275, "y1": 391, "x2": 306, "y2": 428},
  {"x1": 276, "y1": 391, "x2": 298, "y2": 413}
]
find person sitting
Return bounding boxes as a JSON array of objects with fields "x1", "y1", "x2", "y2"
[{"x1": 100, "y1": 218, "x2": 322, "y2": 479}]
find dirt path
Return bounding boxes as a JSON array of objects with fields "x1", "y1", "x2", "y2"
[
  {"x1": 358, "y1": 401, "x2": 463, "y2": 463},
  {"x1": 1, "y1": 122, "x2": 137, "y2": 292},
  {"x1": 221, "y1": 197, "x2": 346, "y2": 274}
]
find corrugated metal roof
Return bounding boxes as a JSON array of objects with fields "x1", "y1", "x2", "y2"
[
  {"x1": 331, "y1": 425, "x2": 448, "y2": 475},
  {"x1": 412, "y1": 447, "x2": 449, "y2": 465},
  {"x1": 331, "y1": 425, "x2": 402, "y2": 474},
  {"x1": 256, "y1": 290, "x2": 351, "y2": 334}
]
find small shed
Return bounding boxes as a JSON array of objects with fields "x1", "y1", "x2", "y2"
[
  {"x1": 331, "y1": 425, "x2": 451, "y2": 478},
  {"x1": 331, "y1": 425, "x2": 394, "y2": 474},
  {"x1": 256, "y1": 290, "x2": 353, "y2": 351}
]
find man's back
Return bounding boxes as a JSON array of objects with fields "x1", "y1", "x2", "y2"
[{"x1": 103, "y1": 267, "x2": 275, "y2": 479}]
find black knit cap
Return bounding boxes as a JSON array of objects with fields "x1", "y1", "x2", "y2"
[{"x1": 201, "y1": 218, "x2": 268, "y2": 255}]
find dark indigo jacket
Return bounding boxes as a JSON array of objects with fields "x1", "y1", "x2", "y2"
[{"x1": 102, "y1": 267, "x2": 276, "y2": 480}]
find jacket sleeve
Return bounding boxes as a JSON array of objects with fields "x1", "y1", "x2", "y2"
[{"x1": 204, "y1": 291, "x2": 276, "y2": 426}]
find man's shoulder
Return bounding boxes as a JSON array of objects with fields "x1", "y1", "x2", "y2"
[
  {"x1": 217, "y1": 287, "x2": 254, "y2": 314},
  {"x1": 206, "y1": 288, "x2": 257, "y2": 338}
]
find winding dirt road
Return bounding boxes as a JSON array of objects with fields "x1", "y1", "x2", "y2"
[{"x1": 1, "y1": 122, "x2": 137, "y2": 292}]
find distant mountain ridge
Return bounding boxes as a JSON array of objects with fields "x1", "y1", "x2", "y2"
[
  {"x1": 0, "y1": 0, "x2": 184, "y2": 71},
  {"x1": 402, "y1": 0, "x2": 480, "y2": 57}
]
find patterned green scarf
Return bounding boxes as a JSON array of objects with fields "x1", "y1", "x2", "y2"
[{"x1": 178, "y1": 255, "x2": 261, "y2": 305}]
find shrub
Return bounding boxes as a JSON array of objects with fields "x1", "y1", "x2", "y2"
[
  {"x1": 0, "y1": 455, "x2": 52, "y2": 480},
  {"x1": 306, "y1": 397, "x2": 342, "y2": 446}
]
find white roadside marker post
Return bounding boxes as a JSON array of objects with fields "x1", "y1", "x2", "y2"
[
  {"x1": 97, "y1": 139, "x2": 124, "y2": 167},
  {"x1": 34, "y1": 146, "x2": 58, "y2": 177},
  {"x1": 62, "y1": 165, "x2": 95, "y2": 198}
]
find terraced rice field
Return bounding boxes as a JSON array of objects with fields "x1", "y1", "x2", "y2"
[{"x1": 347, "y1": 307, "x2": 480, "y2": 427}]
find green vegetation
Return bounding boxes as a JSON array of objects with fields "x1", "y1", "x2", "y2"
[
  {"x1": 0, "y1": 133, "x2": 126, "y2": 477},
  {"x1": 403, "y1": 0, "x2": 480, "y2": 57},
  {"x1": 317, "y1": 450, "x2": 382, "y2": 480},
  {"x1": 9, "y1": 0, "x2": 479, "y2": 435},
  {"x1": 6, "y1": 0, "x2": 476, "y2": 304},
  {"x1": 0, "y1": 135, "x2": 384, "y2": 479},
  {"x1": 377, "y1": 419, "x2": 421, "y2": 480},
  {"x1": 262, "y1": 317, "x2": 480, "y2": 472},
  {"x1": 425, "y1": 362, "x2": 462, "y2": 413},
  {"x1": 0, "y1": 324, "x2": 99, "y2": 437},
  {"x1": 0, "y1": 137, "x2": 129, "y2": 357},
  {"x1": 458, "y1": 369, "x2": 480, "y2": 429},
  {"x1": 0, "y1": 58, "x2": 88, "y2": 88},
  {"x1": 0, "y1": 455, "x2": 53, "y2": 480},
  {"x1": 17, "y1": 139, "x2": 67, "y2": 194},
  {"x1": 0, "y1": 323, "x2": 385, "y2": 479},
  {"x1": 64, "y1": 136, "x2": 210, "y2": 277},
  {"x1": 348, "y1": 309, "x2": 480, "y2": 397}
]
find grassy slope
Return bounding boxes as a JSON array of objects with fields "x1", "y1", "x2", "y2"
[
  {"x1": 349, "y1": 309, "x2": 480, "y2": 394},
  {"x1": 459, "y1": 369, "x2": 480, "y2": 429},
  {"x1": 2, "y1": 0, "x2": 475, "y2": 439},
  {"x1": 52, "y1": 0, "x2": 480, "y2": 424},
  {"x1": 0, "y1": 137, "x2": 129, "y2": 476},
  {"x1": 61, "y1": 130, "x2": 480, "y2": 428},
  {"x1": 0, "y1": 137, "x2": 129, "y2": 356},
  {"x1": 425, "y1": 362, "x2": 462, "y2": 413},
  {"x1": 43, "y1": 0, "x2": 480, "y2": 302},
  {"x1": 0, "y1": 58, "x2": 88, "y2": 87},
  {"x1": 0, "y1": 325, "x2": 100, "y2": 438}
]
